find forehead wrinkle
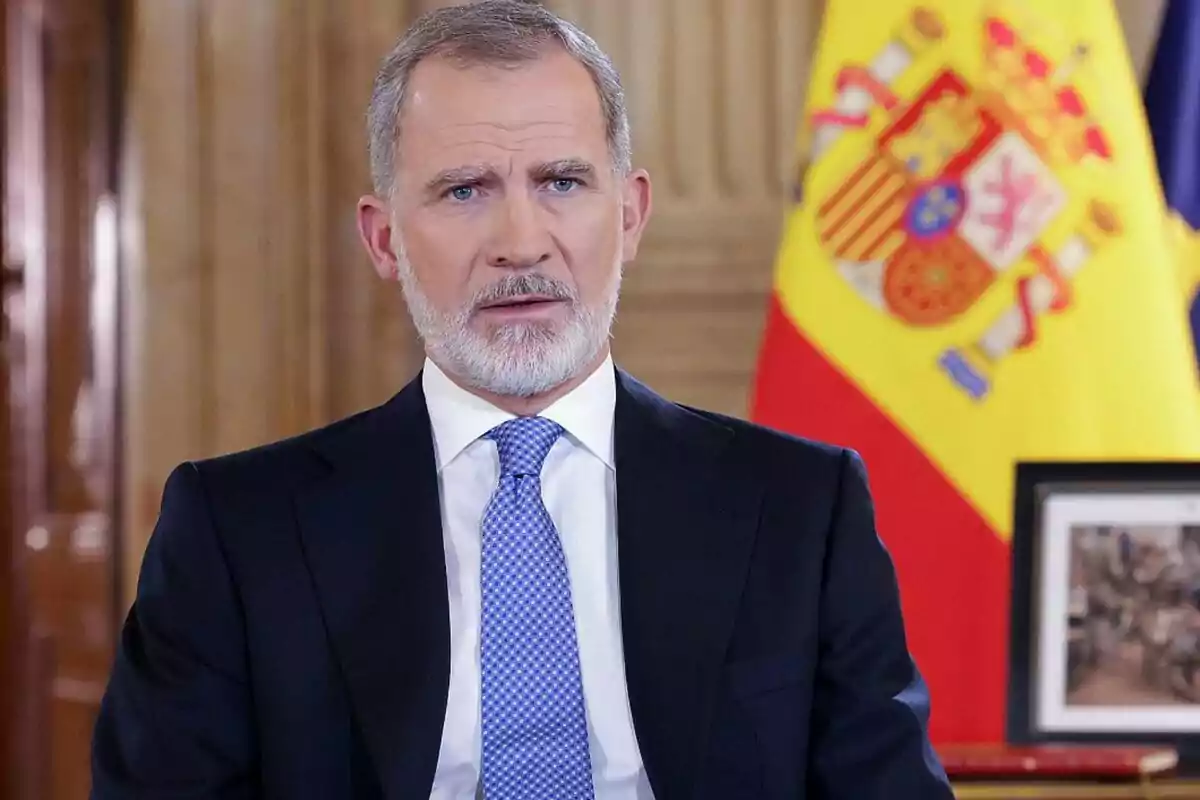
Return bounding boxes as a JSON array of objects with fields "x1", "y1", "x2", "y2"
[
  {"x1": 440, "y1": 119, "x2": 578, "y2": 136},
  {"x1": 436, "y1": 134, "x2": 589, "y2": 155},
  {"x1": 436, "y1": 139, "x2": 526, "y2": 156}
]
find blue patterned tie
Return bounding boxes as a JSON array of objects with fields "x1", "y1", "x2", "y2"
[{"x1": 480, "y1": 416, "x2": 595, "y2": 799}]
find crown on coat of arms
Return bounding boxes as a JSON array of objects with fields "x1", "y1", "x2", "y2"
[{"x1": 975, "y1": 5, "x2": 1112, "y2": 166}]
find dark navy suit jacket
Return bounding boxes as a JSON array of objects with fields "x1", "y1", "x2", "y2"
[{"x1": 91, "y1": 367, "x2": 954, "y2": 799}]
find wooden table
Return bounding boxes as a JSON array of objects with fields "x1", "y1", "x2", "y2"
[{"x1": 952, "y1": 780, "x2": 1200, "y2": 798}]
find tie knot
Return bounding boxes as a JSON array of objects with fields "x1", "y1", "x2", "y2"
[{"x1": 486, "y1": 416, "x2": 563, "y2": 478}]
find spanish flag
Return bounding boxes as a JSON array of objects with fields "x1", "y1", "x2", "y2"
[{"x1": 751, "y1": 0, "x2": 1200, "y2": 743}]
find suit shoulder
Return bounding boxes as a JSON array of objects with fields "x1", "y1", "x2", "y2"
[
  {"x1": 667, "y1": 404, "x2": 869, "y2": 533},
  {"x1": 186, "y1": 401, "x2": 388, "y2": 489},
  {"x1": 679, "y1": 403, "x2": 849, "y2": 469},
  {"x1": 619, "y1": 369, "x2": 848, "y2": 470}
]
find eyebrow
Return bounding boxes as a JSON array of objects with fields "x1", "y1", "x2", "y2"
[
  {"x1": 423, "y1": 165, "x2": 495, "y2": 195},
  {"x1": 422, "y1": 158, "x2": 598, "y2": 196},
  {"x1": 531, "y1": 158, "x2": 597, "y2": 182}
]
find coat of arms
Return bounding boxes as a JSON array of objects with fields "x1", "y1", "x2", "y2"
[{"x1": 805, "y1": 5, "x2": 1120, "y2": 400}]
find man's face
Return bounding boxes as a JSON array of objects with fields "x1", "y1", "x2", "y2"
[{"x1": 357, "y1": 47, "x2": 652, "y2": 397}]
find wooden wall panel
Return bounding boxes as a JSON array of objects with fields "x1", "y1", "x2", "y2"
[
  {"x1": 121, "y1": 0, "x2": 210, "y2": 599},
  {"x1": 120, "y1": 0, "x2": 423, "y2": 599},
  {"x1": 207, "y1": 0, "x2": 283, "y2": 448},
  {"x1": 322, "y1": 0, "x2": 416, "y2": 421},
  {"x1": 1118, "y1": 0, "x2": 1166, "y2": 81}
]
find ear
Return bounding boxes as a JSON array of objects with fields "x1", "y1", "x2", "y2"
[
  {"x1": 356, "y1": 194, "x2": 402, "y2": 281},
  {"x1": 619, "y1": 168, "x2": 653, "y2": 264}
]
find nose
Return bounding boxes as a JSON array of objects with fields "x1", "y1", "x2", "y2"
[{"x1": 485, "y1": 192, "x2": 553, "y2": 270}]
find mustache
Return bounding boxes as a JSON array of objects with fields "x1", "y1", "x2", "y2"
[{"x1": 470, "y1": 273, "x2": 576, "y2": 310}]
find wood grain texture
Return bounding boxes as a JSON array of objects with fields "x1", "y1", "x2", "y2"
[
  {"x1": 120, "y1": 0, "x2": 417, "y2": 603},
  {"x1": 1116, "y1": 0, "x2": 1166, "y2": 84}
]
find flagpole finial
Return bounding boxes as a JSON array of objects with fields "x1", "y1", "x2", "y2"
[{"x1": 1053, "y1": 42, "x2": 1090, "y2": 83}]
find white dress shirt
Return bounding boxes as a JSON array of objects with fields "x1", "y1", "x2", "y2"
[{"x1": 423, "y1": 355, "x2": 654, "y2": 799}]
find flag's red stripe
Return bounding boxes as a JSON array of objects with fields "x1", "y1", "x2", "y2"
[{"x1": 750, "y1": 293, "x2": 1008, "y2": 744}]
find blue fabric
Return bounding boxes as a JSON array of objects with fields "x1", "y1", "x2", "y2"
[
  {"x1": 480, "y1": 416, "x2": 594, "y2": 799},
  {"x1": 1144, "y1": 0, "x2": 1200, "y2": 370}
]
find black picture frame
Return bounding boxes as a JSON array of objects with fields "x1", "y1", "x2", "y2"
[{"x1": 1008, "y1": 460, "x2": 1200, "y2": 754}]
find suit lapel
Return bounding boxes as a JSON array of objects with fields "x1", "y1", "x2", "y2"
[
  {"x1": 294, "y1": 378, "x2": 450, "y2": 799},
  {"x1": 614, "y1": 370, "x2": 764, "y2": 799}
]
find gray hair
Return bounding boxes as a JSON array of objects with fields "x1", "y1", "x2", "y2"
[{"x1": 367, "y1": 0, "x2": 632, "y2": 198}]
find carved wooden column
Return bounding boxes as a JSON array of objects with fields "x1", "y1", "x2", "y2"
[
  {"x1": 1116, "y1": 0, "x2": 1166, "y2": 81},
  {"x1": 203, "y1": 0, "x2": 323, "y2": 449},
  {"x1": 323, "y1": 0, "x2": 426, "y2": 422},
  {"x1": 120, "y1": 0, "x2": 423, "y2": 601}
]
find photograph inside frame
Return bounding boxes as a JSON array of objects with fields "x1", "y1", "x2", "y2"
[
  {"x1": 1035, "y1": 490, "x2": 1200, "y2": 734},
  {"x1": 1068, "y1": 523, "x2": 1200, "y2": 708}
]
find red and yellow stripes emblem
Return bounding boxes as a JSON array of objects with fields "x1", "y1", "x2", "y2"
[{"x1": 817, "y1": 154, "x2": 911, "y2": 263}]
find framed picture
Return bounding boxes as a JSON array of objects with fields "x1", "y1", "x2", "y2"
[{"x1": 1008, "y1": 460, "x2": 1200, "y2": 747}]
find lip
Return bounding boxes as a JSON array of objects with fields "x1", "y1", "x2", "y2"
[
  {"x1": 475, "y1": 296, "x2": 567, "y2": 320},
  {"x1": 478, "y1": 294, "x2": 558, "y2": 308}
]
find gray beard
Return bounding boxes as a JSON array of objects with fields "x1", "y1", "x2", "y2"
[{"x1": 395, "y1": 255, "x2": 621, "y2": 398}]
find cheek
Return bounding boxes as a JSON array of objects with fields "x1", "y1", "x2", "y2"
[
  {"x1": 399, "y1": 216, "x2": 477, "y2": 303},
  {"x1": 559, "y1": 206, "x2": 623, "y2": 296}
]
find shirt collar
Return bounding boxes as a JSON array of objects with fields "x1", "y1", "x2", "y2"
[{"x1": 421, "y1": 353, "x2": 616, "y2": 471}]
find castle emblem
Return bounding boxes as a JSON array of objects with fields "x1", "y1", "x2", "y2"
[{"x1": 806, "y1": 5, "x2": 1120, "y2": 400}]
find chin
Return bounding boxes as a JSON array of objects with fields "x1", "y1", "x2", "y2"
[
  {"x1": 435, "y1": 326, "x2": 604, "y2": 398},
  {"x1": 479, "y1": 319, "x2": 561, "y2": 344}
]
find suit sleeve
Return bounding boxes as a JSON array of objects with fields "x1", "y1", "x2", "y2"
[
  {"x1": 807, "y1": 449, "x2": 954, "y2": 800},
  {"x1": 91, "y1": 463, "x2": 257, "y2": 799}
]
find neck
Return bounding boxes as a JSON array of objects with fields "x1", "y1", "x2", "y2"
[{"x1": 433, "y1": 346, "x2": 611, "y2": 416}]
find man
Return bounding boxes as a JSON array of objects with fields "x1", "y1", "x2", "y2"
[{"x1": 91, "y1": 2, "x2": 953, "y2": 798}]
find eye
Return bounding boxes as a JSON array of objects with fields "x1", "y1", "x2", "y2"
[
  {"x1": 549, "y1": 177, "x2": 581, "y2": 193},
  {"x1": 447, "y1": 185, "x2": 475, "y2": 202}
]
